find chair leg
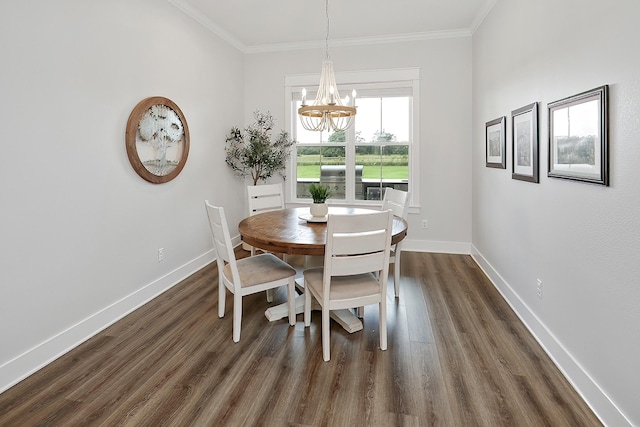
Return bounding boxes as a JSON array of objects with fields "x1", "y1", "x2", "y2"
[
  {"x1": 394, "y1": 244, "x2": 402, "y2": 298},
  {"x1": 393, "y1": 263, "x2": 400, "y2": 297},
  {"x1": 379, "y1": 301, "x2": 387, "y2": 351},
  {"x1": 357, "y1": 306, "x2": 364, "y2": 318},
  {"x1": 322, "y1": 307, "x2": 331, "y2": 361},
  {"x1": 218, "y1": 281, "x2": 226, "y2": 318},
  {"x1": 287, "y1": 279, "x2": 296, "y2": 326},
  {"x1": 304, "y1": 282, "x2": 311, "y2": 327},
  {"x1": 233, "y1": 294, "x2": 242, "y2": 343}
]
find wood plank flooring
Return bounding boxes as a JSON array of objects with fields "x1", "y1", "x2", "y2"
[{"x1": 0, "y1": 251, "x2": 601, "y2": 426}]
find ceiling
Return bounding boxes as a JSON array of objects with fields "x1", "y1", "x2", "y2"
[{"x1": 168, "y1": 0, "x2": 496, "y2": 53}]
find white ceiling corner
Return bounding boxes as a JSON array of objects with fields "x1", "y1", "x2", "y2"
[
  {"x1": 469, "y1": 0, "x2": 498, "y2": 33},
  {"x1": 167, "y1": 0, "x2": 246, "y2": 51}
]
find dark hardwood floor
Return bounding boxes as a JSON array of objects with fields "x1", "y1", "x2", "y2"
[{"x1": 0, "y1": 251, "x2": 601, "y2": 426}]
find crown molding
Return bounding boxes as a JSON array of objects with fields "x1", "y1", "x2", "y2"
[
  {"x1": 168, "y1": 0, "x2": 483, "y2": 54},
  {"x1": 244, "y1": 29, "x2": 471, "y2": 54},
  {"x1": 470, "y1": 0, "x2": 498, "y2": 34},
  {"x1": 167, "y1": 0, "x2": 246, "y2": 52}
]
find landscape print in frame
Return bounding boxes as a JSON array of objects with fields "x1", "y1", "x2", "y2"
[
  {"x1": 511, "y1": 102, "x2": 539, "y2": 183},
  {"x1": 547, "y1": 85, "x2": 608, "y2": 185},
  {"x1": 486, "y1": 116, "x2": 506, "y2": 168}
]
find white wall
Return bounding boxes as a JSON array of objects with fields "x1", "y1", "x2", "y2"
[
  {"x1": 0, "y1": 0, "x2": 245, "y2": 391},
  {"x1": 4, "y1": 1, "x2": 634, "y2": 424},
  {"x1": 244, "y1": 38, "x2": 473, "y2": 253},
  {"x1": 472, "y1": 0, "x2": 640, "y2": 425}
]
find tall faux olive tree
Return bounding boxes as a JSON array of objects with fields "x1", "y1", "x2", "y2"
[{"x1": 224, "y1": 111, "x2": 295, "y2": 185}]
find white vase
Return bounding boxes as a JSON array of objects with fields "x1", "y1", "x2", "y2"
[{"x1": 310, "y1": 202, "x2": 328, "y2": 218}]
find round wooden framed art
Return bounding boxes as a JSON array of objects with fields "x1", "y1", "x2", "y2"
[{"x1": 125, "y1": 96, "x2": 190, "y2": 184}]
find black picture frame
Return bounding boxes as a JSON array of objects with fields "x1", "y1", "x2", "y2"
[
  {"x1": 486, "y1": 116, "x2": 506, "y2": 168},
  {"x1": 547, "y1": 85, "x2": 609, "y2": 186},
  {"x1": 511, "y1": 102, "x2": 539, "y2": 183}
]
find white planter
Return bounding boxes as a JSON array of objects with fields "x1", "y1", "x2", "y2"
[{"x1": 310, "y1": 202, "x2": 328, "y2": 218}]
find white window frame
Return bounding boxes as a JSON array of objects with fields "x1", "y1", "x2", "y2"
[{"x1": 284, "y1": 68, "x2": 420, "y2": 209}]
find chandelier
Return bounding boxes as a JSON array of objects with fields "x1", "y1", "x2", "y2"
[{"x1": 298, "y1": 0, "x2": 356, "y2": 132}]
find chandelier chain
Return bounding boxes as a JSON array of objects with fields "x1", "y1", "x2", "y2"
[{"x1": 325, "y1": 0, "x2": 330, "y2": 60}]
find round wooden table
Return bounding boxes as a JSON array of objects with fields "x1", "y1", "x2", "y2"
[
  {"x1": 238, "y1": 206, "x2": 408, "y2": 257},
  {"x1": 238, "y1": 206, "x2": 408, "y2": 333}
]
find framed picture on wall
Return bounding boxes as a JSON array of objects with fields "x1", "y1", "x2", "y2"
[
  {"x1": 486, "y1": 116, "x2": 506, "y2": 168},
  {"x1": 548, "y1": 85, "x2": 609, "y2": 186},
  {"x1": 125, "y1": 96, "x2": 190, "y2": 184},
  {"x1": 511, "y1": 102, "x2": 539, "y2": 183}
]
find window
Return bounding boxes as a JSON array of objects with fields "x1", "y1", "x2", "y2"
[{"x1": 285, "y1": 69, "x2": 420, "y2": 207}]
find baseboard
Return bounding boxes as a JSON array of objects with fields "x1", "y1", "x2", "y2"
[
  {"x1": 470, "y1": 245, "x2": 632, "y2": 427},
  {"x1": 0, "y1": 249, "x2": 217, "y2": 394}
]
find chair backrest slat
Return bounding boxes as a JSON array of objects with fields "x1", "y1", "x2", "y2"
[
  {"x1": 212, "y1": 227, "x2": 233, "y2": 264},
  {"x1": 331, "y1": 230, "x2": 388, "y2": 255},
  {"x1": 382, "y1": 188, "x2": 409, "y2": 219},
  {"x1": 248, "y1": 183, "x2": 284, "y2": 215},
  {"x1": 205, "y1": 201, "x2": 240, "y2": 289},
  {"x1": 249, "y1": 195, "x2": 283, "y2": 213},
  {"x1": 330, "y1": 252, "x2": 388, "y2": 276}
]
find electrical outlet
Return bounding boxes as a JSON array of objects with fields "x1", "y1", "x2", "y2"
[
  {"x1": 536, "y1": 278, "x2": 543, "y2": 299},
  {"x1": 421, "y1": 219, "x2": 428, "y2": 229},
  {"x1": 158, "y1": 248, "x2": 164, "y2": 262}
]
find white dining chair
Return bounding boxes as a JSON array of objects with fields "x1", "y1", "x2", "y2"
[
  {"x1": 382, "y1": 188, "x2": 409, "y2": 297},
  {"x1": 247, "y1": 183, "x2": 287, "y2": 302},
  {"x1": 205, "y1": 200, "x2": 296, "y2": 343},
  {"x1": 303, "y1": 210, "x2": 393, "y2": 361}
]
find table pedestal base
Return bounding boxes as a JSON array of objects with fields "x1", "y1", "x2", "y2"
[{"x1": 264, "y1": 282, "x2": 363, "y2": 333}]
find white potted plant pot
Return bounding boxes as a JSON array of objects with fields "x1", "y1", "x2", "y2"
[{"x1": 310, "y1": 202, "x2": 328, "y2": 218}]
